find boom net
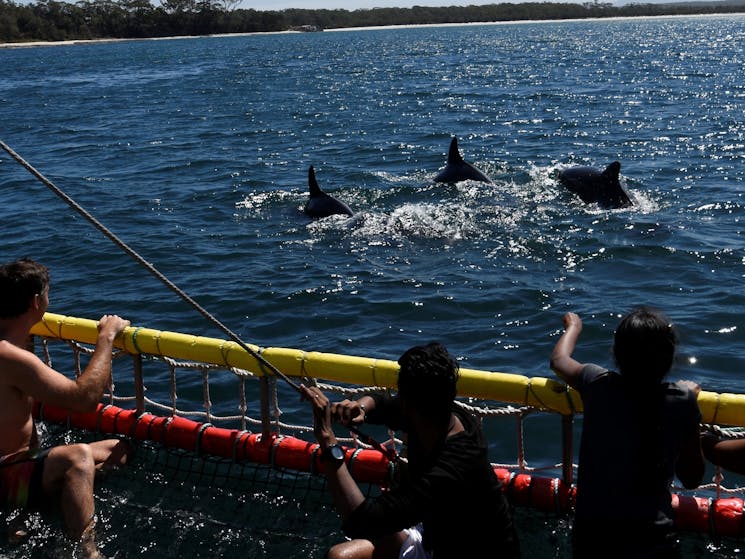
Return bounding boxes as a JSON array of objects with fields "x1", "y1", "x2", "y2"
[{"x1": 5, "y1": 312, "x2": 745, "y2": 558}]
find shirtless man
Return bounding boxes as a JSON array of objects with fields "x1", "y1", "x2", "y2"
[{"x1": 0, "y1": 258, "x2": 131, "y2": 558}]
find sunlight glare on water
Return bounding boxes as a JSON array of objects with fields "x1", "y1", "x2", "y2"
[{"x1": 1, "y1": 14, "x2": 744, "y2": 558}]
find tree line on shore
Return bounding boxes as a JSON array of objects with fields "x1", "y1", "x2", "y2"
[{"x1": 1, "y1": 0, "x2": 743, "y2": 44}]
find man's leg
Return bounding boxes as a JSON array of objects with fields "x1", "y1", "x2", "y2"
[
  {"x1": 88, "y1": 438, "x2": 133, "y2": 472},
  {"x1": 326, "y1": 532, "x2": 407, "y2": 559},
  {"x1": 327, "y1": 539, "x2": 375, "y2": 559},
  {"x1": 42, "y1": 440, "x2": 130, "y2": 558},
  {"x1": 43, "y1": 444, "x2": 96, "y2": 538},
  {"x1": 42, "y1": 444, "x2": 101, "y2": 557}
]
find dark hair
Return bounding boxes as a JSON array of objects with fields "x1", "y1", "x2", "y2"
[
  {"x1": 0, "y1": 258, "x2": 50, "y2": 319},
  {"x1": 397, "y1": 342, "x2": 459, "y2": 421},
  {"x1": 614, "y1": 306, "x2": 678, "y2": 492},
  {"x1": 613, "y1": 306, "x2": 676, "y2": 385}
]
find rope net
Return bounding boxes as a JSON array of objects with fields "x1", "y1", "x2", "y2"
[
  {"x1": 12, "y1": 424, "x2": 350, "y2": 558},
  {"x1": 3, "y1": 319, "x2": 744, "y2": 558}
]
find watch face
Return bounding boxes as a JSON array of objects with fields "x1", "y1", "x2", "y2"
[{"x1": 329, "y1": 445, "x2": 345, "y2": 461}]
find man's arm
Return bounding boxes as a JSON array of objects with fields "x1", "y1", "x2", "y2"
[
  {"x1": 701, "y1": 436, "x2": 745, "y2": 476},
  {"x1": 331, "y1": 394, "x2": 375, "y2": 427},
  {"x1": 674, "y1": 381, "x2": 705, "y2": 488},
  {"x1": 676, "y1": 429, "x2": 705, "y2": 489},
  {"x1": 6, "y1": 315, "x2": 129, "y2": 413},
  {"x1": 549, "y1": 312, "x2": 585, "y2": 390},
  {"x1": 302, "y1": 384, "x2": 367, "y2": 520}
]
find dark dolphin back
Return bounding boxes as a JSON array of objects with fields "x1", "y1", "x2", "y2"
[
  {"x1": 558, "y1": 166, "x2": 601, "y2": 186},
  {"x1": 558, "y1": 160, "x2": 632, "y2": 209},
  {"x1": 447, "y1": 136, "x2": 464, "y2": 164},
  {"x1": 308, "y1": 165, "x2": 322, "y2": 196},
  {"x1": 304, "y1": 165, "x2": 354, "y2": 218},
  {"x1": 600, "y1": 161, "x2": 632, "y2": 208},
  {"x1": 434, "y1": 136, "x2": 491, "y2": 184}
]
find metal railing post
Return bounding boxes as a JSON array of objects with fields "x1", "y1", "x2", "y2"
[
  {"x1": 133, "y1": 354, "x2": 145, "y2": 415},
  {"x1": 561, "y1": 413, "x2": 574, "y2": 487},
  {"x1": 259, "y1": 375, "x2": 272, "y2": 439}
]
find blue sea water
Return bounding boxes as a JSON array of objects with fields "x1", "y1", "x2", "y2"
[{"x1": 1, "y1": 14, "x2": 745, "y2": 557}]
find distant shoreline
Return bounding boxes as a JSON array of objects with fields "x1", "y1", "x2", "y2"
[{"x1": 0, "y1": 12, "x2": 741, "y2": 49}]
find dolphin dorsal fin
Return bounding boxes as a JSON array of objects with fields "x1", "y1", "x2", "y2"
[
  {"x1": 602, "y1": 161, "x2": 621, "y2": 183},
  {"x1": 308, "y1": 165, "x2": 322, "y2": 196},
  {"x1": 447, "y1": 136, "x2": 464, "y2": 164}
]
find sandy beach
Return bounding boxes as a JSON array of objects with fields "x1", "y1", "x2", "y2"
[{"x1": 1, "y1": 12, "x2": 736, "y2": 48}]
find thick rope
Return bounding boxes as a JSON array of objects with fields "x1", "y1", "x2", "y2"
[
  {"x1": 2, "y1": 140, "x2": 522, "y2": 468},
  {"x1": 0, "y1": 139, "x2": 302, "y2": 393}
]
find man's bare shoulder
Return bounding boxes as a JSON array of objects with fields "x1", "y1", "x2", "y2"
[
  {"x1": 0, "y1": 338, "x2": 27, "y2": 362},
  {"x1": 0, "y1": 339, "x2": 38, "y2": 376},
  {"x1": 0, "y1": 339, "x2": 62, "y2": 392}
]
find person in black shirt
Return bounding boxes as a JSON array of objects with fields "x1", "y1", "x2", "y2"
[
  {"x1": 301, "y1": 342, "x2": 520, "y2": 559},
  {"x1": 550, "y1": 308, "x2": 704, "y2": 558}
]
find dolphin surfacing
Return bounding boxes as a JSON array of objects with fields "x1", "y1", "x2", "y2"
[
  {"x1": 303, "y1": 165, "x2": 354, "y2": 219},
  {"x1": 557, "y1": 161, "x2": 633, "y2": 209},
  {"x1": 434, "y1": 137, "x2": 491, "y2": 184}
]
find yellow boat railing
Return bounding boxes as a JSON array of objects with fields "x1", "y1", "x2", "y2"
[{"x1": 31, "y1": 312, "x2": 745, "y2": 427}]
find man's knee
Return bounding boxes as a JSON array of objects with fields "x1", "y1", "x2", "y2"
[
  {"x1": 60, "y1": 443, "x2": 95, "y2": 469},
  {"x1": 326, "y1": 539, "x2": 375, "y2": 559},
  {"x1": 44, "y1": 444, "x2": 96, "y2": 489},
  {"x1": 326, "y1": 544, "x2": 351, "y2": 559}
]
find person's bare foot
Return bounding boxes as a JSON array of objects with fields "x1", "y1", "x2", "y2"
[
  {"x1": 6, "y1": 511, "x2": 29, "y2": 544},
  {"x1": 7, "y1": 526, "x2": 28, "y2": 544}
]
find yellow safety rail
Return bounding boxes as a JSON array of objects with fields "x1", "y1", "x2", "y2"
[{"x1": 31, "y1": 312, "x2": 744, "y2": 426}]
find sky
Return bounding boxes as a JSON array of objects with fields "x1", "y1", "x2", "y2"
[
  {"x1": 12, "y1": 0, "x2": 652, "y2": 11},
  {"x1": 203, "y1": 0, "x2": 645, "y2": 9},
  {"x1": 233, "y1": 0, "x2": 573, "y2": 10}
]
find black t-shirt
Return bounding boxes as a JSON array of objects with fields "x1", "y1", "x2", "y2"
[
  {"x1": 574, "y1": 364, "x2": 701, "y2": 526},
  {"x1": 343, "y1": 395, "x2": 520, "y2": 559}
]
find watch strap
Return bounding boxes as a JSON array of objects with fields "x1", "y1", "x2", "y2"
[{"x1": 320, "y1": 444, "x2": 345, "y2": 467}]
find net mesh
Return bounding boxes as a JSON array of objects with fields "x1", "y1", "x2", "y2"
[
  {"x1": 2, "y1": 327, "x2": 745, "y2": 558},
  {"x1": 4, "y1": 422, "x2": 377, "y2": 558}
]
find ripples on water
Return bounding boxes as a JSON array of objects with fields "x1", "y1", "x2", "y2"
[
  {"x1": 0, "y1": 15, "x2": 744, "y2": 556},
  {"x1": 1, "y1": 13, "x2": 743, "y2": 393}
]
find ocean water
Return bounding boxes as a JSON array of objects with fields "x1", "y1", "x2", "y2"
[{"x1": 1, "y1": 14, "x2": 744, "y2": 557}]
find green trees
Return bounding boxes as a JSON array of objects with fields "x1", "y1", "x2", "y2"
[{"x1": 0, "y1": 0, "x2": 743, "y2": 44}]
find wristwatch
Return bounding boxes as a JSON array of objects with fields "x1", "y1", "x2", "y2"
[{"x1": 321, "y1": 444, "x2": 345, "y2": 468}]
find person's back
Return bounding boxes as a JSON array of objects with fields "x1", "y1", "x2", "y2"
[
  {"x1": 360, "y1": 397, "x2": 517, "y2": 558},
  {"x1": 550, "y1": 308, "x2": 704, "y2": 558},
  {"x1": 0, "y1": 361, "x2": 37, "y2": 455},
  {"x1": 574, "y1": 366, "x2": 700, "y2": 524},
  {"x1": 0, "y1": 259, "x2": 49, "y2": 455},
  {"x1": 414, "y1": 407, "x2": 516, "y2": 557}
]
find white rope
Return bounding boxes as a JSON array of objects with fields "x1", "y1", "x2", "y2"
[{"x1": 34, "y1": 332, "x2": 745, "y2": 501}]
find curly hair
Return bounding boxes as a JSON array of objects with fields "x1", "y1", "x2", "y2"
[
  {"x1": 0, "y1": 258, "x2": 50, "y2": 319},
  {"x1": 397, "y1": 342, "x2": 459, "y2": 421}
]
